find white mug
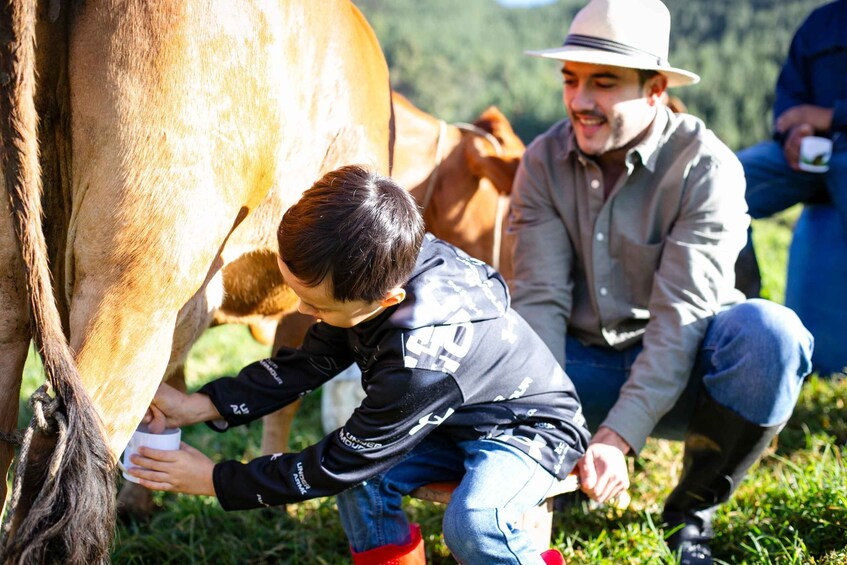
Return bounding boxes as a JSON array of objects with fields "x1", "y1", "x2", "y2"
[
  {"x1": 798, "y1": 135, "x2": 833, "y2": 173},
  {"x1": 121, "y1": 423, "x2": 181, "y2": 483}
]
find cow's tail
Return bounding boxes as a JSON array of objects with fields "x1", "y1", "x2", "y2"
[{"x1": 0, "y1": 2, "x2": 115, "y2": 564}]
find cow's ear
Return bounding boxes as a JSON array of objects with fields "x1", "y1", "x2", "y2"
[
  {"x1": 464, "y1": 136, "x2": 518, "y2": 195},
  {"x1": 473, "y1": 106, "x2": 506, "y2": 136},
  {"x1": 464, "y1": 107, "x2": 504, "y2": 180}
]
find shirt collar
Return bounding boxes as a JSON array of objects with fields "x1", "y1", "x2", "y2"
[{"x1": 630, "y1": 105, "x2": 670, "y2": 173}]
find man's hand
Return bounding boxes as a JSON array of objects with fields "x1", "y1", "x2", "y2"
[
  {"x1": 577, "y1": 426, "x2": 631, "y2": 503},
  {"x1": 775, "y1": 104, "x2": 833, "y2": 135},
  {"x1": 142, "y1": 383, "x2": 221, "y2": 433},
  {"x1": 783, "y1": 123, "x2": 815, "y2": 170},
  {"x1": 127, "y1": 442, "x2": 216, "y2": 496}
]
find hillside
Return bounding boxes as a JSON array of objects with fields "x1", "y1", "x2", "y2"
[{"x1": 356, "y1": 0, "x2": 830, "y2": 149}]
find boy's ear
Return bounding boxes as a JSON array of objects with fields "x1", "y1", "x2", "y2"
[{"x1": 379, "y1": 287, "x2": 406, "y2": 308}]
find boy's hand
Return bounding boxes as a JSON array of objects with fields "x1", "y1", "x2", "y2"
[
  {"x1": 143, "y1": 383, "x2": 221, "y2": 432},
  {"x1": 577, "y1": 426, "x2": 631, "y2": 503},
  {"x1": 142, "y1": 383, "x2": 184, "y2": 433},
  {"x1": 127, "y1": 442, "x2": 216, "y2": 496}
]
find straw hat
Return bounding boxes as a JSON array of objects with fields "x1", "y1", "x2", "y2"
[{"x1": 526, "y1": 0, "x2": 700, "y2": 87}]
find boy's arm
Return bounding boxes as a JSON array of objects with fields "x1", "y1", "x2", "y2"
[
  {"x1": 211, "y1": 365, "x2": 464, "y2": 510},
  {"x1": 200, "y1": 322, "x2": 355, "y2": 429}
]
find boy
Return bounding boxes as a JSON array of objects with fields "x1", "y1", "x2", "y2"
[{"x1": 129, "y1": 165, "x2": 590, "y2": 564}]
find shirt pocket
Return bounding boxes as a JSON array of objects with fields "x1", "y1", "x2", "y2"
[{"x1": 619, "y1": 240, "x2": 664, "y2": 306}]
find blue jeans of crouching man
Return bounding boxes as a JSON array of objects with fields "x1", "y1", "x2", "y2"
[
  {"x1": 336, "y1": 437, "x2": 557, "y2": 565},
  {"x1": 566, "y1": 299, "x2": 813, "y2": 435},
  {"x1": 566, "y1": 298, "x2": 814, "y2": 562}
]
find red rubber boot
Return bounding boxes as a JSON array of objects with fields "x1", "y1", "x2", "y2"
[
  {"x1": 541, "y1": 548, "x2": 566, "y2": 565},
  {"x1": 350, "y1": 523, "x2": 426, "y2": 565}
]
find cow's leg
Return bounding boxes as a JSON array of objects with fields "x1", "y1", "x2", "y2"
[
  {"x1": 0, "y1": 340, "x2": 28, "y2": 516},
  {"x1": 260, "y1": 312, "x2": 314, "y2": 454},
  {"x1": 117, "y1": 311, "x2": 310, "y2": 517},
  {"x1": 0, "y1": 177, "x2": 32, "y2": 518},
  {"x1": 116, "y1": 286, "x2": 219, "y2": 520},
  {"x1": 115, "y1": 363, "x2": 191, "y2": 521},
  {"x1": 0, "y1": 334, "x2": 29, "y2": 519},
  {"x1": 261, "y1": 401, "x2": 302, "y2": 456},
  {"x1": 249, "y1": 318, "x2": 281, "y2": 347}
]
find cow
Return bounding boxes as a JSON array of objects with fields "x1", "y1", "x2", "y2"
[
  {"x1": 392, "y1": 91, "x2": 525, "y2": 282},
  {"x1": 0, "y1": 1, "x2": 391, "y2": 562}
]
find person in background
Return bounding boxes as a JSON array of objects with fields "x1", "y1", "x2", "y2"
[
  {"x1": 130, "y1": 165, "x2": 589, "y2": 565},
  {"x1": 509, "y1": 0, "x2": 814, "y2": 563},
  {"x1": 734, "y1": 0, "x2": 846, "y2": 298}
]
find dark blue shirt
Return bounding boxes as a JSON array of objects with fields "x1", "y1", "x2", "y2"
[{"x1": 774, "y1": 0, "x2": 847, "y2": 136}]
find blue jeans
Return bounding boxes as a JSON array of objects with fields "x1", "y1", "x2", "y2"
[
  {"x1": 738, "y1": 137, "x2": 847, "y2": 224},
  {"x1": 336, "y1": 436, "x2": 555, "y2": 564},
  {"x1": 786, "y1": 205, "x2": 847, "y2": 375},
  {"x1": 736, "y1": 138, "x2": 847, "y2": 296},
  {"x1": 565, "y1": 299, "x2": 813, "y2": 438}
]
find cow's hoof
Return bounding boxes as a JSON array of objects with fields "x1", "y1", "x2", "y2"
[{"x1": 116, "y1": 480, "x2": 159, "y2": 523}]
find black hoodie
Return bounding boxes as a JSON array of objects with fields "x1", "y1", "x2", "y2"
[{"x1": 202, "y1": 236, "x2": 590, "y2": 510}]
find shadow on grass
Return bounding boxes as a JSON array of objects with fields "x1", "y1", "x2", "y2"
[{"x1": 553, "y1": 504, "x2": 648, "y2": 540}]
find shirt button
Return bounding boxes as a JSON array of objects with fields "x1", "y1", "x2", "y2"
[
  {"x1": 599, "y1": 287, "x2": 608, "y2": 296},
  {"x1": 590, "y1": 179, "x2": 600, "y2": 190},
  {"x1": 596, "y1": 232, "x2": 605, "y2": 241}
]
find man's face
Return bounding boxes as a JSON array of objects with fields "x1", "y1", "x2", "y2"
[
  {"x1": 277, "y1": 258, "x2": 387, "y2": 328},
  {"x1": 561, "y1": 61, "x2": 664, "y2": 158}
]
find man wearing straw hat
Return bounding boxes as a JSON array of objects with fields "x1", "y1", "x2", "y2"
[{"x1": 509, "y1": 0, "x2": 814, "y2": 562}]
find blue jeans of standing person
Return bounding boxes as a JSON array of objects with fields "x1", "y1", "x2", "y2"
[
  {"x1": 566, "y1": 299, "x2": 814, "y2": 437},
  {"x1": 336, "y1": 436, "x2": 556, "y2": 565},
  {"x1": 735, "y1": 136, "x2": 847, "y2": 296}
]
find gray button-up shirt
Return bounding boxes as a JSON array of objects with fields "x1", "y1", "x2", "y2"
[{"x1": 509, "y1": 106, "x2": 748, "y2": 452}]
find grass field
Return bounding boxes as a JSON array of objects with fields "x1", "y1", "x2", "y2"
[{"x1": 11, "y1": 208, "x2": 847, "y2": 564}]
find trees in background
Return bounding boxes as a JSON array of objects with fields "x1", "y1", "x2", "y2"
[{"x1": 356, "y1": 0, "x2": 828, "y2": 150}]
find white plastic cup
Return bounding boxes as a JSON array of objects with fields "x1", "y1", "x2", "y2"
[
  {"x1": 121, "y1": 423, "x2": 181, "y2": 483},
  {"x1": 798, "y1": 136, "x2": 833, "y2": 173}
]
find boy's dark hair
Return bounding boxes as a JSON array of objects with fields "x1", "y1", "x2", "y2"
[{"x1": 278, "y1": 165, "x2": 425, "y2": 303}]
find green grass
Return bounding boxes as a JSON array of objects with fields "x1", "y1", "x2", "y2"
[
  {"x1": 9, "y1": 215, "x2": 847, "y2": 564},
  {"x1": 751, "y1": 205, "x2": 801, "y2": 304}
]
